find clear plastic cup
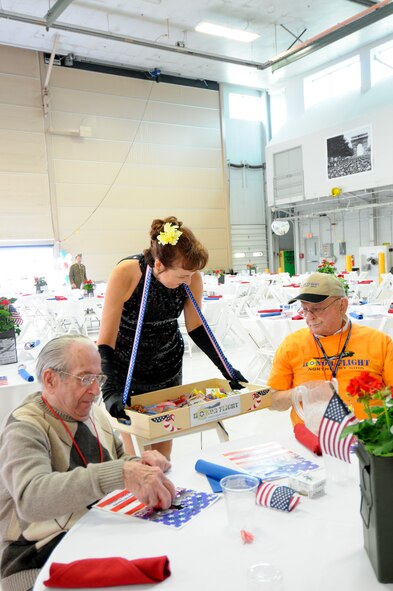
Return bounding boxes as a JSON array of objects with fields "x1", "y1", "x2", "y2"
[
  {"x1": 220, "y1": 474, "x2": 259, "y2": 533},
  {"x1": 247, "y1": 563, "x2": 284, "y2": 590}
]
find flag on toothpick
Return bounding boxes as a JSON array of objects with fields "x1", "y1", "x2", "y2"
[
  {"x1": 318, "y1": 390, "x2": 358, "y2": 463},
  {"x1": 10, "y1": 305, "x2": 23, "y2": 327}
]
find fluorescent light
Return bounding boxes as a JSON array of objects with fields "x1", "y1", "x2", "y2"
[
  {"x1": 195, "y1": 22, "x2": 260, "y2": 43},
  {"x1": 253, "y1": 252, "x2": 263, "y2": 257},
  {"x1": 234, "y1": 252, "x2": 246, "y2": 258}
]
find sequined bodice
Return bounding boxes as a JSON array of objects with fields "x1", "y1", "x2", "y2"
[{"x1": 114, "y1": 254, "x2": 187, "y2": 393}]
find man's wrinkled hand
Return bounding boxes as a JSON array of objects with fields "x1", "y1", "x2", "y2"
[
  {"x1": 141, "y1": 450, "x2": 171, "y2": 473},
  {"x1": 123, "y1": 461, "x2": 176, "y2": 509}
]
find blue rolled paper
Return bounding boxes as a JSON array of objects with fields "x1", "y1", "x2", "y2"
[
  {"x1": 195, "y1": 459, "x2": 259, "y2": 493},
  {"x1": 18, "y1": 367, "x2": 34, "y2": 382},
  {"x1": 349, "y1": 311, "x2": 363, "y2": 320},
  {"x1": 24, "y1": 339, "x2": 40, "y2": 350},
  {"x1": 259, "y1": 312, "x2": 282, "y2": 318}
]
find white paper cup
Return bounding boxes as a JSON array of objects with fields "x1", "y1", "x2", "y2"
[{"x1": 220, "y1": 474, "x2": 259, "y2": 533}]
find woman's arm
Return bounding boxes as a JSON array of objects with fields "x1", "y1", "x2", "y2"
[
  {"x1": 185, "y1": 272, "x2": 247, "y2": 386},
  {"x1": 183, "y1": 271, "x2": 204, "y2": 332},
  {"x1": 97, "y1": 259, "x2": 141, "y2": 347}
]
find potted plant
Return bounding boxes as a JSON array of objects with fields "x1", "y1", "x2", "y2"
[
  {"x1": 342, "y1": 372, "x2": 393, "y2": 582},
  {"x1": 212, "y1": 269, "x2": 225, "y2": 284},
  {"x1": 82, "y1": 279, "x2": 95, "y2": 297},
  {"x1": 316, "y1": 259, "x2": 349, "y2": 294},
  {"x1": 0, "y1": 297, "x2": 21, "y2": 364},
  {"x1": 34, "y1": 277, "x2": 48, "y2": 294}
]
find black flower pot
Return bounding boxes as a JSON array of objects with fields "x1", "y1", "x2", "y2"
[
  {"x1": 0, "y1": 328, "x2": 17, "y2": 364},
  {"x1": 356, "y1": 442, "x2": 393, "y2": 583}
]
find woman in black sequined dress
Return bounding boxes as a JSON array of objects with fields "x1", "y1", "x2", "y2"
[{"x1": 98, "y1": 216, "x2": 245, "y2": 458}]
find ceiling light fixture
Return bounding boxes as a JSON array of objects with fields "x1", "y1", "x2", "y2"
[
  {"x1": 195, "y1": 22, "x2": 259, "y2": 43},
  {"x1": 271, "y1": 220, "x2": 290, "y2": 236}
]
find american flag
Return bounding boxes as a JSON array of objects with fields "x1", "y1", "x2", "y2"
[
  {"x1": 256, "y1": 482, "x2": 300, "y2": 512},
  {"x1": 318, "y1": 392, "x2": 358, "y2": 463},
  {"x1": 9, "y1": 305, "x2": 23, "y2": 327}
]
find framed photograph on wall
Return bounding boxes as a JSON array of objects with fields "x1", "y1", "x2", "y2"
[{"x1": 327, "y1": 125, "x2": 372, "y2": 179}]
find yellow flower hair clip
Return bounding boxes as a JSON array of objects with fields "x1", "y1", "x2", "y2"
[{"x1": 157, "y1": 223, "x2": 183, "y2": 246}]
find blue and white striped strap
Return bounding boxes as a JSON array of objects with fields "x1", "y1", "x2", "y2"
[
  {"x1": 122, "y1": 265, "x2": 152, "y2": 406},
  {"x1": 183, "y1": 283, "x2": 236, "y2": 381}
]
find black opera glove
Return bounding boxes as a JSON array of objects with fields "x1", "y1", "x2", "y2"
[
  {"x1": 98, "y1": 344, "x2": 131, "y2": 426},
  {"x1": 188, "y1": 326, "x2": 248, "y2": 388},
  {"x1": 229, "y1": 368, "x2": 248, "y2": 391}
]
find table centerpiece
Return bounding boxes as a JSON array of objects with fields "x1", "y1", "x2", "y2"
[
  {"x1": 82, "y1": 279, "x2": 95, "y2": 297},
  {"x1": 0, "y1": 297, "x2": 21, "y2": 364},
  {"x1": 342, "y1": 371, "x2": 393, "y2": 582},
  {"x1": 34, "y1": 277, "x2": 48, "y2": 294}
]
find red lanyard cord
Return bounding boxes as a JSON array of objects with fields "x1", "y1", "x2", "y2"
[{"x1": 41, "y1": 395, "x2": 103, "y2": 466}]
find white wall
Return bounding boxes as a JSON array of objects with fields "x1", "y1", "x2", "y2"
[
  {"x1": 265, "y1": 40, "x2": 393, "y2": 205},
  {"x1": 264, "y1": 36, "x2": 393, "y2": 274},
  {"x1": 0, "y1": 44, "x2": 232, "y2": 283}
]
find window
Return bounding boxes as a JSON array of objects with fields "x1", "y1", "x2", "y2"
[
  {"x1": 304, "y1": 57, "x2": 360, "y2": 109},
  {"x1": 371, "y1": 39, "x2": 393, "y2": 85},
  {"x1": 0, "y1": 243, "x2": 54, "y2": 293},
  {"x1": 273, "y1": 146, "x2": 304, "y2": 203},
  {"x1": 228, "y1": 93, "x2": 263, "y2": 121},
  {"x1": 270, "y1": 89, "x2": 287, "y2": 136}
]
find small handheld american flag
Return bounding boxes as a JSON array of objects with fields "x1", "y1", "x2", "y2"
[
  {"x1": 318, "y1": 383, "x2": 358, "y2": 463},
  {"x1": 9, "y1": 304, "x2": 23, "y2": 327}
]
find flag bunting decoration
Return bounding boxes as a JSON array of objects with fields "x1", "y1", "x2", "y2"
[{"x1": 256, "y1": 482, "x2": 300, "y2": 512}]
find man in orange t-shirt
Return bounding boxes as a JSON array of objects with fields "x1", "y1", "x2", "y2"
[{"x1": 267, "y1": 272, "x2": 393, "y2": 425}]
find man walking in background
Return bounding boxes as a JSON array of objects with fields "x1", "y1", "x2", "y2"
[{"x1": 69, "y1": 253, "x2": 87, "y2": 289}]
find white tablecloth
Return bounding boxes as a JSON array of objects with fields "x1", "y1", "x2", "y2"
[
  {"x1": 253, "y1": 312, "x2": 393, "y2": 351},
  {"x1": 0, "y1": 356, "x2": 38, "y2": 427},
  {"x1": 32, "y1": 417, "x2": 391, "y2": 591}
]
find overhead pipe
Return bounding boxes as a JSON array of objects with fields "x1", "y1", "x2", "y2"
[
  {"x1": 42, "y1": 33, "x2": 59, "y2": 115},
  {"x1": 43, "y1": 34, "x2": 59, "y2": 90},
  {"x1": 0, "y1": 9, "x2": 264, "y2": 70},
  {"x1": 1, "y1": 1, "x2": 393, "y2": 73},
  {"x1": 45, "y1": 0, "x2": 74, "y2": 29},
  {"x1": 269, "y1": 0, "x2": 393, "y2": 71},
  {"x1": 280, "y1": 198, "x2": 393, "y2": 221}
]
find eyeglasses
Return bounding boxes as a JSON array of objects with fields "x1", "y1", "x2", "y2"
[
  {"x1": 58, "y1": 371, "x2": 107, "y2": 388},
  {"x1": 299, "y1": 298, "x2": 340, "y2": 317}
]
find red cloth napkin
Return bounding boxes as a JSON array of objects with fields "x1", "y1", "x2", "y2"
[
  {"x1": 55, "y1": 295, "x2": 68, "y2": 300},
  {"x1": 291, "y1": 314, "x2": 304, "y2": 320},
  {"x1": 294, "y1": 423, "x2": 322, "y2": 455},
  {"x1": 258, "y1": 308, "x2": 282, "y2": 313},
  {"x1": 44, "y1": 556, "x2": 171, "y2": 588},
  {"x1": 388, "y1": 308, "x2": 393, "y2": 314},
  {"x1": 358, "y1": 280, "x2": 373, "y2": 284}
]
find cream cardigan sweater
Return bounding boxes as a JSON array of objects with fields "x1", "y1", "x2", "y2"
[{"x1": 0, "y1": 392, "x2": 134, "y2": 591}]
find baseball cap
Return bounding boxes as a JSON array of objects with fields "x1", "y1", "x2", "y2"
[{"x1": 288, "y1": 272, "x2": 346, "y2": 304}]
